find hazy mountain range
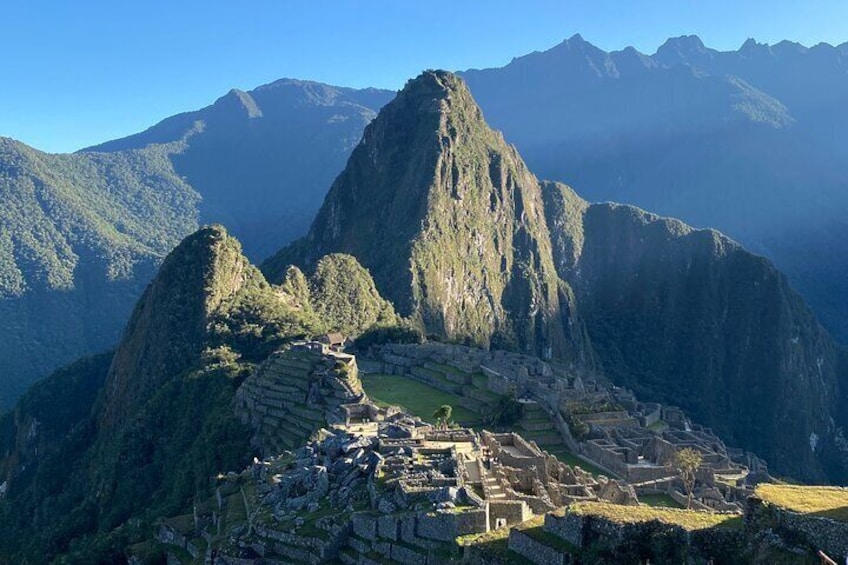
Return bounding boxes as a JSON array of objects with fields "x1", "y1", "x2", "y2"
[
  {"x1": 461, "y1": 34, "x2": 848, "y2": 342},
  {"x1": 0, "y1": 34, "x2": 846, "y2": 414}
]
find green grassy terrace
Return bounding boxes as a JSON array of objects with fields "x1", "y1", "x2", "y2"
[
  {"x1": 639, "y1": 493, "x2": 684, "y2": 509},
  {"x1": 361, "y1": 373, "x2": 482, "y2": 426},
  {"x1": 756, "y1": 484, "x2": 848, "y2": 522},
  {"x1": 564, "y1": 501, "x2": 743, "y2": 531}
]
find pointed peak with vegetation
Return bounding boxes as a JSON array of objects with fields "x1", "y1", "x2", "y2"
[{"x1": 264, "y1": 70, "x2": 593, "y2": 365}]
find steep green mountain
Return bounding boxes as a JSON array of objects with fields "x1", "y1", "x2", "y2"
[
  {"x1": 0, "y1": 225, "x2": 397, "y2": 563},
  {"x1": 0, "y1": 80, "x2": 393, "y2": 409},
  {"x1": 266, "y1": 71, "x2": 848, "y2": 482},
  {"x1": 265, "y1": 71, "x2": 592, "y2": 365},
  {"x1": 542, "y1": 182, "x2": 848, "y2": 482},
  {"x1": 0, "y1": 137, "x2": 198, "y2": 409},
  {"x1": 459, "y1": 34, "x2": 848, "y2": 342}
]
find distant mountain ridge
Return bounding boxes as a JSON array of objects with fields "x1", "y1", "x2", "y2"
[
  {"x1": 459, "y1": 33, "x2": 848, "y2": 342},
  {"x1": 86, "y1": 78, "x2": 394, "y2": 260}
]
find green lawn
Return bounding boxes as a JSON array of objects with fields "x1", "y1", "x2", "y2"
[
  {"x1": 362, "y1": 373, "x2": 482, "y2": 427},
  {"x1": 639, "y1": 493, "x2": 683, "y2": 509},
  {"x1": 756, "y1": 484, "x2": 848, "y2": 522},
  {"x1": 565, "y1": 502, "x2": 743, "y2": 531}
]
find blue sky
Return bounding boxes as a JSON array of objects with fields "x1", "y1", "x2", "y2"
[{"x1": 2, "y1": 0, "x2": 846, "y2": 153}]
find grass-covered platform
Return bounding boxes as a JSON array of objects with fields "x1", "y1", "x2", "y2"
[
  {"x1": 756, "y1": 484, "x2": 848, "y2": 522},
  {"x1": 565, "y1": 501, "x2": 743, "y2": 531},
  {"x1": 639, "y1": 493, "x2": 684, "y2": 509},
  {"x1": 361, "y1": 373, "x2": 482, "y2": 426}
]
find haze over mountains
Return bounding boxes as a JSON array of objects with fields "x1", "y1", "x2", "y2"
[
  {"x1": 461, "y1": 34, "x2": 848, "y2": 341},
  {"x1": 1, "y1": 70, "x2": 846, "y2": 562},
  {"x1": 1, "y1": 33, "x2": 846, "y2": 415}
]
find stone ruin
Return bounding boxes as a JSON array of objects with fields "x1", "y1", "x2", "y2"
[
  {"x1": 151, "y1": 391, "x2": 637, "y2": 563},
  {"x1": 146, "y1": 340, "x2": 770, "y2": 564},
  {"x1": 364, "y1": 342, "x2": 769, "y2": 512}
]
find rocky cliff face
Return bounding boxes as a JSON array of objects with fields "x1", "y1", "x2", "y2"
[
  {"x1": 542, "y1": 182, "x2": 848, "y2": 482},
  {"x1": 265, "y1": 71, "x2": 592, "y2": 365}
]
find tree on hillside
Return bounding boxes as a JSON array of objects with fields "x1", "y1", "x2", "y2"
[
  {"x1": 675, "y1": 447, "x2": 703, "y2": 509},
  {"x1": 433, "y1": 404, "x2": 453, "y2": 430}
]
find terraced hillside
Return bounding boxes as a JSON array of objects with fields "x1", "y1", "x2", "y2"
[{"x1": 236, "y1": 348, "x2": 364, "y2": 456}]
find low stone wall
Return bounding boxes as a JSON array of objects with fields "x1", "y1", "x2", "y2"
[
  {"x1": 623, "y1": 464, "x2": 675, "y2": 484},
  {"x1": 542, "y1": 509, "x2": 742, "y2": 563},
  {"x1": 508, "y1": 529, "x2": 570, "y2": 565},
  {"x1": 544, "y1": 512, "x2": 583, "y2": 548},
  {"x1": 748, "y1": 496, "x2": 848, "y2": 560},
  {"x1": 416, "y1": 507, "x2": 489, "y2": 541}
]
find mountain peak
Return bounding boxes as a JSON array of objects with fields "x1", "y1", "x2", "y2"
[
  {"x1": 396, "y1": 70, "x2": 478, "y2": 114},
  {"x1": 653, "y1": 35, "x2": 711, "y2": 66},
  {"x1": 100, "y1": 224, "x2": 250, "y2": 429},
  {"x1": 739, "y1": 37, "x2": 768, "y2": 54},
  {"x1": 661, "y1": 34, "x2": 706, "y2": 52},
  {"x1": 210, "y1": 88, "x2": 263, "y2": 119},
  {"x1": 264, "y1": 73, "x2": 590, "y2": 363}
]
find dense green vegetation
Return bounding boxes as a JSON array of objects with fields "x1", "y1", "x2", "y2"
[
  {"x1": 308, "y1": 253, "x2": 398, "y2": 336},
  {"x1": 0, "y1": 79, "x2": 393, "y2": 410},
  {"x1": 0, "y1": 137, "x2": 199, "y2": 409},
  {"x1": 0, "y1": 226, "x2": 329, "y2": 564}
]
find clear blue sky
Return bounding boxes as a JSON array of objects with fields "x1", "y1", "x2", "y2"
[{"x1": 2, "y1": 0, "x2": 846, "y2": 153}]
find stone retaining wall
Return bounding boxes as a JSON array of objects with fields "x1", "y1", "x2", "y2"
[
  {"x1": 508, "y1": 529, "x2": 570, "y2": 565},
  {"x1": 748, "y1": 496, "x2": 848, "y2": 560}
]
